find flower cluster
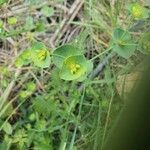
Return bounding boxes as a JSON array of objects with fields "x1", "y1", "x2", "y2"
[
  {"x1": 15, "y1": 42, "x2": 51, "y2": 68},
  {"x1": 53, "y1": 45, "x2": 93, "y2": 81},
  {"x1": 15, "y1": 43, "x2": 93, "y2": 81},
  {"x1": 131, "y1": 4, "x2": 143, "y2": 18}
]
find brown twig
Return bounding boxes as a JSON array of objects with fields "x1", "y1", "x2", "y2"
[{"x1": 50, "y1": 0, "x2": 84, "y2": 48}]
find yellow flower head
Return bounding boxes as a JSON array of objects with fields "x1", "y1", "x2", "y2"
[
  {"x1": 132, "y1": 4, "x2": 143, "y2": 18},
  {"x1": 69, "y1": 63, "x2": 81, "y2": 74},
  {"x1": 118, "y1": 40, "x2": 126, "y2": 46},
  {"x1": 37, "y1": 49, "x2": 47, "y2": 60}
]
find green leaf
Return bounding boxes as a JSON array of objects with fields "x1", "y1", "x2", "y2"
[
  {"x1": 1, "y1": 102, "x2": 13, "y2": 118},
  {"x1": 35, "y1": 21, "x2": 45, "y2": 32},
  {"x1": 41, "y1": 6, "x2": 54, "y2": 17},
  {"x1": 31, "y1": 42, "x2": 51, "y2": 68},
  {"x1": 0, "y1": 0, "x2": 8, "y2": 6},
  {"x1": 26, "y1": 81, "x2": 36, "y2": 91},
  {"x1": 15, "y1": 57, "x2": 25, "y2": 68},
  {"x1": 2, "y1": 122, "x2": 12, "y2": 135},
  {"x1": 86, "y1": 60, "x2": 93, "y2": 74},
  {"x1": 31, "y1": 42, "x2": 45, "y2": 50},
  {"x1": 111, "y1": 28, "x2": 136, "y2": 59},
  {"x1": 24, "y1": 16, "x2": 35, "y2": 30},
  {"x1": 59, "y1": 55, "x2": 90, "y2": 81},
  {"x1": 21, "y1": 49, "x2": 32, "y2": 63},
  {"x1": 53, "y1": 44, "x2": 83, "y2": 69},
  {"x1": 15, "y1": 49, "x2": 32, "y2": 67},
  {"x1": 19, "y1": 82, "x2": 36, "y2": 99},
  {"x1": 19, "y1": 90, "x2": 30, "y2": 99},
  {"x1": 33, "y1": 96, "x2": 58, "y2": 116},
  {"x1": 13, "y1": 129, "x2": 27, "y2": 149},
  {"x1": 76, "y1": 60, "x2": 93, "y2": 82}
]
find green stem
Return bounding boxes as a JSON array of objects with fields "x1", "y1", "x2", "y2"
[
  {"x1": 90, "y1": 47, "x2": 112, "y2": 61},
  {"x1": 68, "y1": 87, "x2": 86, "y2": 150},
  {"x1": 51, "y1": 53, "x2": 65, "y2": 58}
]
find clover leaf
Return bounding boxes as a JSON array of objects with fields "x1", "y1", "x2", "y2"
[
  {"x1": 52, "y1": 44, "x2": 83, "y2": 69},
  {"x1": 59, "y1": 55, "x2": 92, "y2": 81},
  {"x1": 31, "y1": 42, "x2": 51, "y2": 68},
  {"x1": 111, "y1": 28, "x2": 136, "y2": 59}
]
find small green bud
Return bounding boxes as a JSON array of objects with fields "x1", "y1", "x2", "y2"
[
  {"x1": 19, "y1": 90, "x2": 29, "y2": 99},
  {"x1": 131, "y1": 4, "x2": 143, "y2": 18},
  {"x1": 7, "y1": 17, "x2": 17, "y2": 25},
  {"x1": 26, "y1": 123, "x2": 31, "y2": 129},
  {"x1": 29, "y1": 113, "x2": 36, "y2": 122},
  {"x1": 15, "y1": 57, "x2": 24, "y2": 68},
  {"x1": 26, "y1": 82, "x2": 36, "y2": 92}
]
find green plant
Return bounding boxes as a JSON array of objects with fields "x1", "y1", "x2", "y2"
[
  {"x1": 110, "y1": 28, "x2": 136, "y2": 58},
  {"x1": 0, "y1": 1, "x2": 149, "y2": 150}
]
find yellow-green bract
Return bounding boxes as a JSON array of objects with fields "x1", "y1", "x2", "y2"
[
  {"x1": 53, "y1": 45, "x2": 93, "y2": 81},
  {"x1": 110, "y1": 28, "x2": 136, "y2": 59},
  {"x1": 15, "y1": 42, "x2": 51, "y2": 68},
  {"x1": 30, "y1": 42, "x2": 51, "y2": 68}
]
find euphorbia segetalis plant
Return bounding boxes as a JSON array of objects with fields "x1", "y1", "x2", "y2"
[
  {"x1": 15, "y1": 43, "x2": 93, "y2": 81},
  {"x1": 15, "y1": 42, "x2": 51, "y2": 68},
  {"x1": 53, "y1": 45, "x2": 93, "y2": 81}
]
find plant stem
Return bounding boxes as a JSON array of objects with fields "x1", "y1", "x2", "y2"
[
  {"x1": 101, "y1": 91, "x2": 114, "y2": 150},
  {"x1": 90, "y1": 47, "x2": 112, "y2": 61}
]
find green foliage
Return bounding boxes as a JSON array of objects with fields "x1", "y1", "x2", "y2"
[
  {"x1": 12, "y1": 129, "x2": 28, "y2": 149},
  {"x1": 0, "y1": 0, "x2": 8, "y2": 6},
  {"x1": 15, "y1": 49, "x2": 32, "y2": 67},
  {"x1": 33, "y1": 133, "x2": 53, "y2": 150},
  {"x1": 15, "y1": 42, "x2": 51, "y2": 68},
  {"x1": 0, "y1": 102, "x2": 13, "y2": 118},
  {"x1": 24, "y1": 16, "x2": 35, "y2": 30},
  {"x1": 41, "y1": 6, "x2": 54, "y2": 17},
  {"x1": 53, "y1": 45, "x2": 83, "y2": 69},
  {"x1": 2, "y1": 121, "x2": 12, "y2": 135},
  {"x1": 35, "y1": 21, "x2": 46, "y2": 32},
  {"x1": 32, "y1": 95, "x2": 58, "y2": 116},
  {"x1": 19, "y1": 81, "x2": 36, "y2": 99},
  {"x1": 26, "y1": 81, "x2": 36, "y2": 91},
  {"x1": 0, "y1": 1, "x2": 148, "y2": 149},
  {"x1": 111, "y1": 28, "x2": 136, "y2": 59},
  {"x1": 15, "y1": 43, "x2": 93, "y2": 81}
]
